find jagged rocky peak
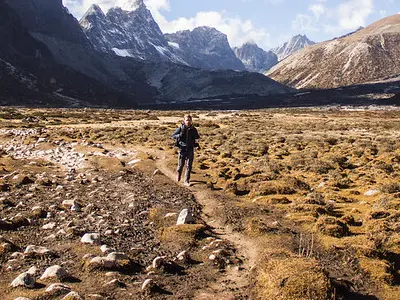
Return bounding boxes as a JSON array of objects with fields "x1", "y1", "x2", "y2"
[
  {"x1": 234, "y1": 42, "x2": 278, "y2": 73},
  {"x1": 165, "y1": 26, "x2": 246, "y2": 71},
  {"x1": 272, "y1": 34, "x2": 315, "y2": 61}
]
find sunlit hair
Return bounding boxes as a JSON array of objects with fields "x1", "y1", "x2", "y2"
[{"x1": 184, "y1": 114, "x2": 192, "y2": 121}]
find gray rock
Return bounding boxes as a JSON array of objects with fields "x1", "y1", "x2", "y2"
[
  {"x1": 100, "y1": 245, "x2": 114, "y2": 254},
  {"x1": 27, "y1": 266, "x2": 40, "y2": 276},
  {"x1": 104, "y1": 279, "x2": 126, "y2": 288},
  {"x1": 152, "y1": 256, "x2": 164, "y2": 269},
  {"x1": 45, "y1": 283, "x2": 71, "y2": 293},
  {"x1": 40, "y1": 265, "x2": 69, "y2": 280},
  {"x1": 141, "y1": 278, "x2": 154, "y2": 292},
  {"x1": 107, "y1": 252, "x2": 129, "y2": 262},
  {"x1": 24, "y1": 245, "x2": 52, "y2": 255},
  {"x1": 61, "y1": 291, "x2": 83, "y2": 300},
  {"x1": 81, "y1": 233, "x2": 101, "y2": 244},
  {"x1": 11, "y1": 272, "x2": 35, "y2": 288},
  {"x1": 176, "y1": 209, "x2": 194, "y2": 225},
  {"x1": 89, "y1": 256, "x2": 115, "y2": 269}
]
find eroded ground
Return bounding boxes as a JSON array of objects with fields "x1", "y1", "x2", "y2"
[{"x1": 0, "y1": 107, "x2": 399, "y2": 300}]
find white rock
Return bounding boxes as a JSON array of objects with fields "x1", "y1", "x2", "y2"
[
  {"x1": 42, "y1": 222, "x2": 56, "y2": 230},
  {"x1": 27, "y1": 266, "x2": 40, "y2": 276},
  {"x1": 89, "y1": 257, "x2": 115, "y2": 269},
  {"x1": 176, "y1": 209, "x2": 194, "y2": 225},
  {"x1": 177, "y1": 251, "x2": 187, "y2": 261},
  {"x1": 61, "y1": 291, "x2": 83, "y2": 300},
  {"x1": 11, "y1": 272, "x2": 35, "y2": 288},
  {"x1": 364, "y1": 189, "x2": 380, "y2": 196},
  {"x1": 81, "y1": 233, "x2": 100, "y2": 244},
  {"x1": 100, "y1": 245, "x2": 114, "y2": 254},
  {"x1": 127, "y1": 159, "x2": 141, "y2": 165},
  {"x1": 152, "y1": 257, "x2": 164, "y2": 269},
  {"x1": 24, "y1": 245, "x2": 51, "y2": 255},
  {"x1": 141, "y1": 279, "x2": 153, "y2": 291},
  {"x1": 14, "y1": 297, "x2": 32, "y2": 300},
  {"x1": 45, "y1": 283, "x2": 71, "y2": 293},
  {"x1": 209, "y1": 254, "x2": 217, "y2": 261},
  {"x1": 107, "y1": 252, "x2": 129, "y2": 262},
  {"x1": 40, "y1": 265, "x2": 68, "y2": 280}
]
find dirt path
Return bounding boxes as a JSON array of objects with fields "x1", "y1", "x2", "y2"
[{"x1": 135, "y1": 145, "x2": 261, "y2": 299}]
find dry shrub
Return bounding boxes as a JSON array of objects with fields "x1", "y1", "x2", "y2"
[
  {"x1": 246, "y1": 217, "x2": 278, "y2": 236},
  {"x1": 315, "y1": 216, "x2": 349, "y2": 238},
  {"x1": 250, "y1": 181, "x2": 296, "y2": 197},
  {"x1": 381, "y1": 183, "x2": 400, "y2": 194},
  {"x1": 159, "y1": 224, "x2": 206, "y2": 252},
  {"x1": 256, "y1": 256, "x2": 331, "y2": 300},
  {"x1": 364, "y1": 211, "x2": 400, "y2": 233},
  {"x1": 359, "y1": 257, "x2": 394, "y2": 285}
]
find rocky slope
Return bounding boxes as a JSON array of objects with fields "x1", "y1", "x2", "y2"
[
  {"x1": 267, "y1": 14, "x2": 400, "y2": 89},
  {"x1": 165, "y1": 27, "x2": 246, "y2": 71},
  {"x1": 272, "y1": 34, "x2": 315, "y2": 61},
  {"x1": 233, "y1": 42, "x2": 278, "y2": 73}
]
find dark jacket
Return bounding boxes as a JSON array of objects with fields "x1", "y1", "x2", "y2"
[{"x1": 172, "y1": 123, "x2": 200, "y2": 151}]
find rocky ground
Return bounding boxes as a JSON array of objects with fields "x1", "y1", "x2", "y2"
[{"x1": 1, "y1": 107, "x2": 400, "y2": 300}]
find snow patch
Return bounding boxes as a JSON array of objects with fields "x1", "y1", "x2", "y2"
[
  {"x1": 168, "y1": 41, "x2": 180, "y2": 49},
  {"x1": 112, "y1": 48, "x2": 133, "y2": 57}
]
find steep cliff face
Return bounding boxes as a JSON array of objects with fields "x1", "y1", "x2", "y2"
[
  {"x1": 165, "y1": 26, "x2": 246, "y2": 71},
  {"x1": 234, "y1": 42, "x2": 278, "y2": 73},
  {"x1": 268, "y1": 14, "x2": 400, "y2": 89}
]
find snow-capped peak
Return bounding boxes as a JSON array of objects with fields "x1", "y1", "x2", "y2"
[{"x1": 83, "y1": 4, "x2": 105, "y2": 18}]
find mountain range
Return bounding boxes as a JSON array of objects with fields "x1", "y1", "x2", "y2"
[
  {"x1": 0, "y1": 0, "x2": 292, "y2": 108},
  {"x1": 267, "y1": 14, "x2": 400, "y2": 89},
  {"x1": 79, "y1": 1, "x2": 311, "y2": 73}
]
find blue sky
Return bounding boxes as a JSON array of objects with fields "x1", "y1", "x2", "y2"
[{"x1": 64, "y1": 0, "x2": 400, "y2": 50}]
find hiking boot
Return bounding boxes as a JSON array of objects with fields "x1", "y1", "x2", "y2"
[{"x1": 184, "y1": 181, "x2": 191, "y2": 187}]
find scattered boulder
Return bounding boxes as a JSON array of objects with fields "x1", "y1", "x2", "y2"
[
  {"x1": 81, "y1": 233, "x2": 101, "y2": 244},
  {"x1": 364, "y1": 189, "x2": 380, "y2": 196},
  {"x1": 62, "y1": 291, "x2": 84, "y2": 300},
  {"x1": 141, "y1": 279, "x2": 154, "y2": 292},
  {"x1": 45, "y1": 283, "x2": 71, "y2": 293},
  {"x1": 176, "y1": 209, "x2": 194, "y2": 225},
  {"x1": 10, "y1": 272, "x2": 35, "y2": 288},
  {"x1": 104, "y1": 279, "x2": 126, "y2": 288},
  {"x1": 40, "y1": 265, "x2": 69, "y2": 281},
  {"x1": 152, "y1": 256, "x2": 164, "y2": 269},
  {"x1": 24, "y1": 245, "x2": 52, "y2": 256}
]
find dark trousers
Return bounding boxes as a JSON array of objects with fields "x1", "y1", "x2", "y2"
[{"x1": 177, "y1": 149, "x2": 194, "y2": 183}]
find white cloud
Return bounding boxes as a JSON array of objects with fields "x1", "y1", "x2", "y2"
[
  {"x1": 292, "y1": 14, "x2": 319, "y2": 33},
  {"x1": 337, "y1": 0, "x2": 374, "y2": 30},
  {"x1": 309, "y1": 4, "x2": 325, "y2": 19},
  {"x1": 155, "y1": 11, "x2": 271, "y2": 49}
]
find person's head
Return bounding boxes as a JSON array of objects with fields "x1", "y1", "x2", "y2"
[{"x1": 184, "y1": 114, "x2": 192, "y2": 127}]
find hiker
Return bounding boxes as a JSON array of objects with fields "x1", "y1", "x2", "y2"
[{"x1": 172, "y1": 114, "x2": 200, "y2": 186}]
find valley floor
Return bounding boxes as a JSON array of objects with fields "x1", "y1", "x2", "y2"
[{"x1": 0, "y1": 107, "x2": 399, "y2": 299}]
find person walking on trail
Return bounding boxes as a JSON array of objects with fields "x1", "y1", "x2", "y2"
[{"x1": 172, "y1": 114, "x2": 200, "y2": 186}]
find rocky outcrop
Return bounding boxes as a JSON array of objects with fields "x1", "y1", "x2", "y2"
[
  {"x1": 234, "y1": 42, "x2": 278, "y2": 73},
  {"x1": 267, "y1": 14, "x2": 400, "y2": 89},
  {"x1": 165, "y1": 27, "x2": 246, "y2": 71}
]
